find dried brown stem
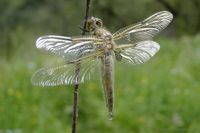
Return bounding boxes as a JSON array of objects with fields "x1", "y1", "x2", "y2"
[{"x1": 71, "y1": 0, "x2": 91, "y2": 133}]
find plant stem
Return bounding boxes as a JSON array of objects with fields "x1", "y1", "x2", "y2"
[{"x1": 71, "y1": 0, "x2": 91, "y2": 133}]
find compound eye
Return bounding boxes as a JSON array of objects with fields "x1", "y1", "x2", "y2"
[{"x1": 96, "y1": 20, "x2": 102, "y2": 27}]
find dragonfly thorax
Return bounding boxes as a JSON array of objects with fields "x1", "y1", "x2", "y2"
[
  {"x1": 94, "y1": 28, "x2": 115, "y2": 50},
  {"x1": 104, "y1": 35, "x2": 114, "y2": 50}
]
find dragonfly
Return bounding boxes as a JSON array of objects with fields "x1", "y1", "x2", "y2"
[{"x1": 32, "y1": 11, "x2": 173, "y2": 119}]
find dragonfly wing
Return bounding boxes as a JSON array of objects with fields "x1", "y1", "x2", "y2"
[
  {"x1": 36, "y1": 35, "x2": 104, "y2": 60},
  {"x1": 117, "y1": 41, "x2": 160, "y2": 65},
  {"x1": 31, "y1": 56, "x2": 101, "y2": 86},
  {"x1": 113, "y1": 11, "x2": 173, "y2": 42}
]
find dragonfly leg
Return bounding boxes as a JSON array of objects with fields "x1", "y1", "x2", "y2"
[{"x1": 79, "y1": 25, "x2": 89, "y2": 33}]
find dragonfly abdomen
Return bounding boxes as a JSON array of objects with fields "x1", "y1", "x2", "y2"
[{"x1": 101, "y1": 51, "x2": 114, "y2": 119}]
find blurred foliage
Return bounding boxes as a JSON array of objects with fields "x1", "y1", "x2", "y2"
[
  {"x1": 0, "y1": 0, "x2": 200, "y2": 58},
  {"x1": 1, "y1": 0, "x2": 200, "y2": 132},
  {"x1": 1, "y1": 36, "x2": 200, "y2": 132}
]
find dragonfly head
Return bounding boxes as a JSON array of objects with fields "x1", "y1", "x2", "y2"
[{"x1": 85, "y1": 17, "x2": 103, "y2": 32}]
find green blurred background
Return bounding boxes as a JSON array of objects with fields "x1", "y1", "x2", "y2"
[{"x1": 1, "y1": 0, "x2": 200, "y2": 133}]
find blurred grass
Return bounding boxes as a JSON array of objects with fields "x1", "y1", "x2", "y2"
[{"x1": 0, "y1": 35, "x2": 200, "y2": 133}]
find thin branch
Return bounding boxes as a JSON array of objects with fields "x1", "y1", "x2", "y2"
[{"x1": 71, "y1": 0, "x2": 91, "y2": 133}]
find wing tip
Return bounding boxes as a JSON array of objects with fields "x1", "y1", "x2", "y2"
[
  {"x1": 149, "y1": 40, "x2": 160, "y2": 51},
  {"x1": 141, "y1": 40, "x2": 160, "y2": 51},
  {"x1": 160, "y1": 10, "x2": 173, "y2": 20},
  {"x1": 31, "y1": 72, "x2": 42, "y2": 86},
  {"x1": 36, "y1": 37, "x2": 43, "y2": 48},
  {"x1": 35, "y1": 35, "x2": 72, "y2": 48}
]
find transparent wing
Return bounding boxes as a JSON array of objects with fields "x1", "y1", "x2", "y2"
[
  {"x1": 116, "y1": 41, "x2": 160, "y2": 65},
  {"x1": 31, "y1": 53, "x2": 103, "y2": 86},
  {"x1": 113, "y1": 11, "x2": 173, "y2": 42},
  {"x1": 36, "y1": 35, "x2": 104, "y2": 61}
]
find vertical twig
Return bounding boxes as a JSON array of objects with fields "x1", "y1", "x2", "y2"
[{"x1": 72, "y1": 0, "x2": 91, "y2": 133}]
